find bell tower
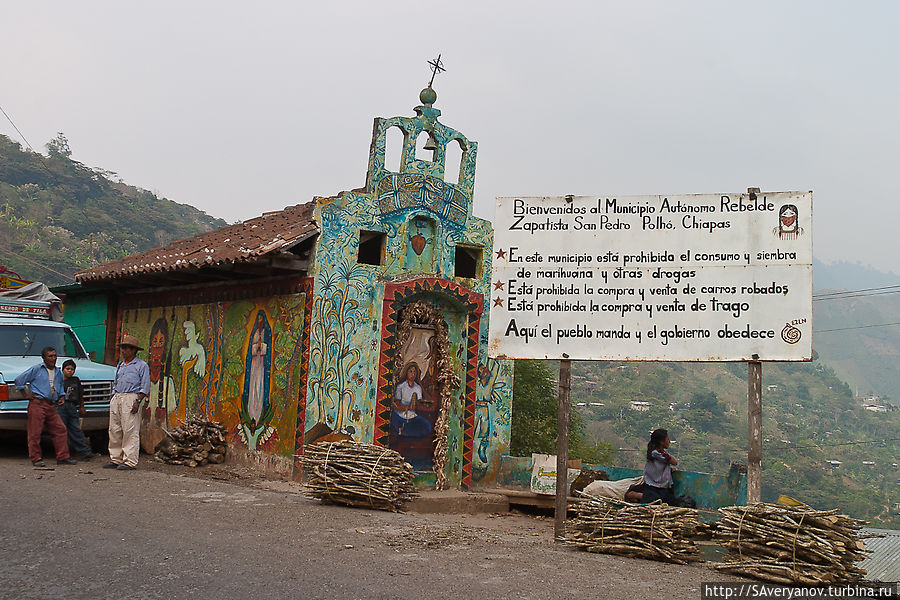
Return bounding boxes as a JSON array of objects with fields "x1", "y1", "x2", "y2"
[{"x1": 365, "y1": 77, "x2": 477, "y2": 228}]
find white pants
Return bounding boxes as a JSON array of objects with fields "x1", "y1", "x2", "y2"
[{"x1": 108, "y1": 393, "x2": 141, "y2": 467}]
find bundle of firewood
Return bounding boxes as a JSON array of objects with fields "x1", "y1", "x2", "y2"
[
  {"x1": 713, "y1": 503, "x2": 874, "y2": 584},
  {"x1": 154, "y1": 418, "x2": 228, "y2": 467},
  {"x1": 565, "y1": 497, "x2": 706, "y2": 564},
  {"x1": 302, "y1": 441, "x2": 418, "y2": 512}
]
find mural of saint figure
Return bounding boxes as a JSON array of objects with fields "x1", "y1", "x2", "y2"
[
  {"x1": 242, "y1": 310, "x2": 272, "y2": 431},
  {"x1": 175, "y1": 320, "x2": 207, "y2": 425},
  {"x1": 392, "y1": 363, "x2": 432, "y2": 439},
  {"x1": 146, "y1": 317, "x2": 177, "y2": 428}
]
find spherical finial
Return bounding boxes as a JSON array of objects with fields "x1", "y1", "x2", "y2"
[{"x1": 419, "y1": 86, "x2": 437, "y2": 106}]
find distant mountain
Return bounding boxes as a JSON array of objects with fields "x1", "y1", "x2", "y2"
[
  {"x1": 811, "y1": 258, "x2": 900, "y2": 403},
  {"x1": 814, "y1": 257, "x2": 900, "y2": 291},
  {"x1": 0, "y1": 133, "x2": 226, "y2": 286},
  {"x1": 814, "y1": 287, "x2": 900, "y2": 404}
]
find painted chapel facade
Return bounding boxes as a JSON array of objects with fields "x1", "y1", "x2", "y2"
[{"x1": 73, "y1": 87, "x2": 513, "y2": 488}]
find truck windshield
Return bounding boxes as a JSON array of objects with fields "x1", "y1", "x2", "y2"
[{"x1": 0, "y1": 325, "x2": 87, "y2": 358}]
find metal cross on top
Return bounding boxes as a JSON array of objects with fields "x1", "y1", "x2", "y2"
[{"x1": 427, "y1": 54, "x2": 445, "y2": 87}]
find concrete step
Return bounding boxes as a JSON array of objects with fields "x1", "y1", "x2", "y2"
[{"x1": 407, "y1": 490, "x2": 509, "y2": 514}]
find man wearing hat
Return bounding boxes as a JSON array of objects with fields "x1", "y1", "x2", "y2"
[{"x1": 104, "y1": 334, "x2": 149, "y2": 470}]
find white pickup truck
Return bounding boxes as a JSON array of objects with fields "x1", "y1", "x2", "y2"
[{"x1": 0, "y1": 296, "x2": 117, "y2": 432}]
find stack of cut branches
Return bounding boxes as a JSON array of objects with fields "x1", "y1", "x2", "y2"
[
  {"x1": 565, "y1": 497, "x2": 706, "y2": 564},
  {"x1": 303, "y1": 441, "x2": 418, "y2": 512},
  {"x1": 154, "y1": 418, "x2": 228, "y2": 467},
  {"x1": 713, "y1": 503, "x2": 874, "y2": 584}
]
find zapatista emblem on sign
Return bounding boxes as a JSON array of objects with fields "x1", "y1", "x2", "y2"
[{"x1": 774, "y1": 204, "x2": 803, "y2": 240}]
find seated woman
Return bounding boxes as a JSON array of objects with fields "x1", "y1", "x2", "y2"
[
  {"x1": 391, "y1": 364, "x2": 432, "y2": 439},
  {"x1": 642, "y1": 428, "x2": 678, "y2": 505}
]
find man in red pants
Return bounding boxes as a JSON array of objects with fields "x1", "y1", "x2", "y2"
[{"x1": 14, "y1": 346, "x2": 76, "y2": 467}]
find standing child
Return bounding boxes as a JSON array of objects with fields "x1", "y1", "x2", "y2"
[
  {"x1": 59, "y1": 359, "x2": 98, "y2": 460},
  {"x1": 642, "y1": 428, "x2": 678, "y2": 505}
]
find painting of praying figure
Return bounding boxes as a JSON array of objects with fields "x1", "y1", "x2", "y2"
[
  {"x1": 389, "y1": 325, "x2": 438, "y2": 470},
  {"x1": 243, "y1": 310, "x2": 272, "y2": 431},
  {"x1": 392, "y1": 363, "x2": 432, "y2": 439}
]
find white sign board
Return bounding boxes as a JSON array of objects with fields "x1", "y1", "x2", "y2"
[{"x1": 488, "y1": 191, "x2": 812, "y2": 362}]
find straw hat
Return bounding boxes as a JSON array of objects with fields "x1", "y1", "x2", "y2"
[{"x1": 118, "y1": 334, "x2": 144, "y2": 350}]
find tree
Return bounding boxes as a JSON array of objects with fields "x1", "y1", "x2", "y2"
[
  {"x1": 686, "y1": 390, "x2": 727, "y2": 432},
  {"x1": 46, "y1": 132, "x2": 72, "y2": 159},
  {"x1": 510, "y1": 360, "x2": 613, "y2": 464},
  {"x1": 510, "y1": 360, "x2": 558, "y2": 456}
]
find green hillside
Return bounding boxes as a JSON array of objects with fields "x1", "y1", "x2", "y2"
[
  {"x1": 566, "y1": 358, "x2": 900, "y2": 528},
  {"x1": 0, "y1": 133, "x2": 226, "y2": 285}
]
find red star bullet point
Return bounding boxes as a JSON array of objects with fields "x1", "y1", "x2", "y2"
[
  {"x1": 493, "y1": 297, "x2": 504, "y2": 307},
  {"x1": 493, "y1": 280, "x2": 504, "y2": 290},
  {"x1": 495, "y1": 248, "x2": 506, "y2": 259}
]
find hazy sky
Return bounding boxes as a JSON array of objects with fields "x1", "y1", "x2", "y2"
[{"x1": 3, "y1": 2, "x2": 898, "y2": 272}]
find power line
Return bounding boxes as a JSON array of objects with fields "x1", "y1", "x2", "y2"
[
  {"x1": 811, "y1": 284, "x2": 900, "y2": 332},
  {"x1": 0, "y1": 103, "x2": 36, "y2": 152},
  {"x1": 814, "y1": 284, "x2": 900, "y2": 299},
  {"x1": 0, "y1": 240, "x2": 76, "y2": 281},
  {"x1": 815, "y1": 322, "x2": 900, "y2": 333},
  {"x1": 0, "y1": 101, "x2": 99, "y2": 280},
  {"x1": 769, "y1": 436, "x2": 900, "y2": 451},
  {"x1": 614, "y1": 436, "x2": 900, "y2": 454},
  {"x1": 814, "y1": 289, "x2": 900, "y2": 302}
]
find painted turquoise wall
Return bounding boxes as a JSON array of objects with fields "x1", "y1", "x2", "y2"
[
  {"x1": 497, "y1": 455, "x2": 748, "y2": 510},
  {"x1": 61, "y1": 291, "x2": 109, "y2": 362},
  {"x1": 303, "y1": 89, "x2": 513, "y2": 487}
]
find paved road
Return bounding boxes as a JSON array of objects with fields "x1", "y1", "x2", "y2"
[{"x1": 0, "y1": 436, "x2": 732, "y2": 600}]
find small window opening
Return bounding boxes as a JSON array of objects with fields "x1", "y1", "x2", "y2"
[
  {"x1": 384, "y1": 126, "x2": 404, "y2": 172},
  {"x1": 358, "y1": 230, "x2": 386, "y2": 265},
  {"x1": 455, "y1": 245, "x2": 482, "y2": 278},
  {"x1": 444, "y1": 139, "x2": 464, "y2": 185}
]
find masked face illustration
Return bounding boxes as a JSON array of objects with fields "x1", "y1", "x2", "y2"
[
  {"x1": 781, "y1": 207, "x2": 796, "y2": 229},
  {"x1": 775, "y1": 204, "x2": 802, "y2": 240}
]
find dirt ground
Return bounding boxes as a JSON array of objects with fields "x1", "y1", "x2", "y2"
[{"x1": 1, "y1": 434, "x2": 745, "y2": 599}]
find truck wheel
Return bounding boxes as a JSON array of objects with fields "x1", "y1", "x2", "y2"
[{"x1": 88, "y1": 431, "x2": 109, "y2": 453}]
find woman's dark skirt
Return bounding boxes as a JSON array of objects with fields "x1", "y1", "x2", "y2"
[{"x1": 642, "y1": 483, "x2": 676, "y2": 505}]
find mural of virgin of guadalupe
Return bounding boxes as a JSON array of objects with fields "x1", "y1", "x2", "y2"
[
  {"x1": 242, "y1": 310, "x2": 272, "y2": 432},
  {"x1": 146, "y1": 317, "x2": 177, "y2": 428}
]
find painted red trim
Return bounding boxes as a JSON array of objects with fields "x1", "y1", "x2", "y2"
[{"x1": 374, "y1": 277, "x2": 483, "y2": 489}]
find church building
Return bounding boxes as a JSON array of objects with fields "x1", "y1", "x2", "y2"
[{"x1": 72, "y1": 83, "x2": 513, "y2": 489}]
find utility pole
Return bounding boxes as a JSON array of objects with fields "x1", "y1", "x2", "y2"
[
  {"x1": 554, "y1": 355, "x2": 571, "y2": 540},
  {"x1": 746, "y1": 188, "x2": 763, "y2": 504}
]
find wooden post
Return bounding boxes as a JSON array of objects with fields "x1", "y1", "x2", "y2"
[
  {"x1": 554, "y1": 356, "x2": 571, "y2": 540},
  {"x1": 745, "y1": 187, "x2": 763, "y2": 504},
  {"x1": 747, "y1": 358, "x2": 762, "y2": 503}
]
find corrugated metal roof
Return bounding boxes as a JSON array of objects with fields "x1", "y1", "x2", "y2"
[
  {"x1": 859, "y1": 528, "x2": 900, "y2": 582},
  {"x1": 75, "y1": 202, "x2": 317, "y2": 283}
]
